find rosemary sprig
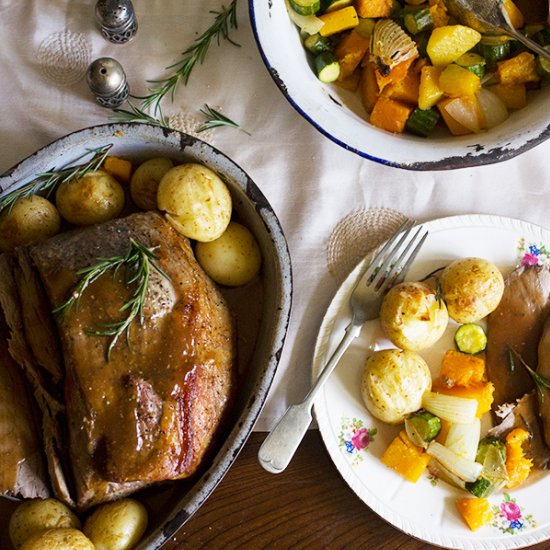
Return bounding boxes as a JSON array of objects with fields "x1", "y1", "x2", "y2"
[
  {"x1": 53, "y1": 239, "x2": 170, "y2": 361},
  {"x1": 198, "y1": 104, "x2": 250, "y2": 135},
  {"x1": 508, "y1": 347, "x2": 550, "y2": 404},
  {"x1": 112, "y1": 101, "x2": 169, "y2": 127},
  {"x1": 0, "y1": 144, "x2": 113, "y2": 212},
  {"x1": 136, "y1": 0, "x2": 239, "y2": 115}
]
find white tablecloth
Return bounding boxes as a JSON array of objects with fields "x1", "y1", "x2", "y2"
[{"x1": 1, "y1": 0, "x2": 549, "y2": 431}]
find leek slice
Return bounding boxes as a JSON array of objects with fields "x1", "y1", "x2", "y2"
[
  {"x1": 422, "y1": 391, "x2": 478, "y2": 424},
  {"x1": 444, "y1": 418, "x2": 481, "y2": 461},
  {"x1": 427, "y1": 441, "x2": 483, "y2": 482},
  {"x1": 285, "y1": 0, "x2": 325, "y2": 35}
]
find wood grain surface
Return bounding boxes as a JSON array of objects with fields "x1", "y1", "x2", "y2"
[{"x1": 162, "y1": 431, "x2": 550, "y2": 550}]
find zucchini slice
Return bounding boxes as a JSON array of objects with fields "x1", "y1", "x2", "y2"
[
  {"x1": 403, "y1": 7, "x2": 434, "y2": 35},
  {"x1": 406, "y1": 107, "x2": 440, "y2": 137},
  {"x1": 289, "y1": 0, "x2": 321, "y2": 16},
  {"x1": 455, "y1": 53, "x2": 486, "y2": 78},
  {"x1": 304, "y1": 32, "x2": 332, "y2": 55},
  {"x1": 454, "y1": 323, "x2": 487, "y2": 354},
  {"x1": 322, "y1": 0, "x2": 352, "y2": 12},
  {"x1": 314, "y1": 52, "x2": 341, "y2": 82}
]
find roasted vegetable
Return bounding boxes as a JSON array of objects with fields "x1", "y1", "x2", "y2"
[
  {"x1": 456, "y1": 497, "x2": 493, "y2": 531},
  {"x1": 454, "y1": 324, "x2": 487, "y2": 354},
  {"x1": 505, "y1": 428, "x2": 533, "y2": 488},
  {"x1": 404, "y1": 410, "x2": 442, "y2": 447},
  {"x1": 379, "y1": 281, "x2": 448, "y2": 350},
  {"x1": 361, "y1": 349, "x2": 432, "y2": 424},
  {"x1": 439, "y1": 258, "x2": 505, "y2": 324},
  {"x1": 381, "y1": 430, "x2": 431, "y2": 482}
]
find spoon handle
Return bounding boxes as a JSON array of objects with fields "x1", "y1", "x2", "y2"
[{"x1": 506, "y1": 28, "x2": 550, "y2": 62}]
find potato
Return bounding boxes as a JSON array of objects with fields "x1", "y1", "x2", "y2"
[
  {"x1": 361, "y1": 349, "x2": 432, "y2": 424},
  {"x1": 195, "y1": 222, "x2": 262, "y2": 286},
  {"x1": 130, "y1": 157, "x2": 174, "y2": 210},
  {"x1": 9, "y1": 498, "x2": 80, "y2": 548},
  {"x1": 0, "y1": 196, "x2": 61, "y2": 252},
  {"x1": 379, "y1": 281, "x2": 448, "y2": 351},
  {"x1": 55, "y1": 169, "x2": 125, "y2": 226},
  {"x1": 21, "y1": 528, "x2": 94, "y2": 550},
  {"x1": 439, "y1": 257, "x2": 504, "y2": 323},
  {"x1": 83, "y1": 498, "x2": 148, "y2": 550},
  {"x1": 157, "y1": 163, "x2": 232, "y2": 242}
]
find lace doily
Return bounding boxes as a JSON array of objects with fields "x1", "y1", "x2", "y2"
[
  {"x1": 327, "y1": 208, "x2": 410, "y2": 284},
  {"x1": 37, "y1": 31, "x2": 91, "y2": 87},
  {"x1": 168, "y1": 112, "x2": 213, "y2": 144}
]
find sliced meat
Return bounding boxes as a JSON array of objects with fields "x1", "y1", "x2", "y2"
[
  {"x1": 0, "y1": 253, "x2": 73, "y2": 505},
  {"x1": 537, "y1": 317, "x2": 550, "y2": 447},
  {"x1": 0, "y1": 308, "x2": 49, "y2": 499},
  {"x1": 485, "y1": 265, "x2": 550, "y2": 410},
  {"x1": 30, "y1": 211, "x2": 236, "y2": 510}
]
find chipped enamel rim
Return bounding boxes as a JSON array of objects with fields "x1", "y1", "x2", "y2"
[
  {"x1": 249, "y1": 1, "x2": 550, "y2": 171},
  {"x1": 0, "y1": 123, "x2": 293, "y2": 549}
]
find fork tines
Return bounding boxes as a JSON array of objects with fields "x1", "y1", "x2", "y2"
[{"x1": 365, "y1": 220, "x2": 428, "y2": 291}]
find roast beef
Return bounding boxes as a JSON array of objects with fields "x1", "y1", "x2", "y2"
[
  {"x1": 2, "y1": 211, "x2": 236, "y2": 510},
  {"x1": 485, "y1": 265, "x2": 550, "y2": 410},
  {"x1": 537, "y1": 316, "x2": 550, "y2": 448}
]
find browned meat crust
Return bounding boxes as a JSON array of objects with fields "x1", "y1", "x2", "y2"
[{"x1": 29, "y1": 211, "x2": 236, "y2": 510}]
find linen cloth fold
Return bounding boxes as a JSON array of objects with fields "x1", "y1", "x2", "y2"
[{"x1": 1, "y1": 0, "x2": 550, "y2": 431}]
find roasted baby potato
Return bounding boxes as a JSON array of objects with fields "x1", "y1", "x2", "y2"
[
  {"x1": 195, "y1": 221, "x2": 262, "y2": 286},
  {"x1": 20, "y1": 528, "x2": 94, "y2": 550},
  {"x1": 0, "y1": 196, "x2": 61, "y2": 252},
  {"x1": 9, "y1": 498, "x2": 81, "y2": 548},
  {"x1": 83, "y1": 498, "x2": 148, "y2": 550},
  {"x1": 130, "y1": 157, "x2": 174, "y2": 210},
  {"x1": 55, "y1": 169, "x2": 125, "y2": 226},
  {"x1": 439, "y1": 257, "x2": 504, "y2": 323},
  {"x1": 380, "y1": 281, "x2": 449, "y2": 351},
  {"x1": 361, "y1": 349, "x2": 432, "y2": 424},
  {"x1": 157, "y1": 163, "x2": 232, "y2": 242}
]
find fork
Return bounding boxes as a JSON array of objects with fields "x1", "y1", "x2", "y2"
[
  {"x1": 258, "y1": 221, "x2": 428, "y2": 474},
  {"x1": 445, "y1": 0, "x2": 550, "y2": 62}
]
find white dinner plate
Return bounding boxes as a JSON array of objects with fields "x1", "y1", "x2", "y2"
[{"x1": 312, "y1": 214, "x2": 550, "y2": 549}]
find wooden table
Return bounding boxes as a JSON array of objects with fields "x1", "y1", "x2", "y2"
[{"x1": 164, "y1": 431, "x2": 549, "y2": 550}]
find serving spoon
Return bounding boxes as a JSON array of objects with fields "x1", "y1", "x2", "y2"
[{"x1": 445, "y1": 0, "x2": 550, "y2": 62}]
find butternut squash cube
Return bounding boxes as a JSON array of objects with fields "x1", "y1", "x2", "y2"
[
  {"x1": 439, "y1": 64, "x2": 481, "y2": 97},
  {"x1": 382, "y1": 66, "x2": 420, "y2": 105},
  {"x1": 360, "y1": 61, "x2": 379, "y2": 113},
  {"x1": 335, "y1": 30, "x2": 370, "y2": 79},
  {"x1": 505, "y1": 428, "x2": 533, "y2": 488},
  {"x1": 427, "y1": 25, "x2": 481, "y2": 66},
  {"x1": 489, "y1": 83, "x2": 527, "y2": 109},
  {"x1": 375, "y1": 57, "x2": 416, "y2": 93},
  {"x1": 456, "y1": 498, "x2": 493, "y2": 531},
  {"x1": 381, "y1": 430, "x2": 431, "y2": 482},
  {"x1": 496, "y1": 52, "x2": 540, "y2": 86},
  {"x1": 431, "y1": 381, "x2": 494, "y2": 417},
  {"x1": 369, "y1": 96, "x2": 414, "y2": 133},
  {"x1": 103, "y1": 156, "x2": 133, "y2": 184},
  {"x1": 419, "y1": 65, "x2": 444, "y2": 109},
  {"x1": 439, "y1": 350, "x2": 486, "y2": 387},
  {"x1": 319, "y1": 6, "x2": 359, "y2": 36},
  {"x1": 354, "y1": 0, "x2": 392, "y2": 19}
]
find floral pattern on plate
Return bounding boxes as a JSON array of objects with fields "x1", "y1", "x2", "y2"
[
  {"x1": 517, "y1": 238, "x2": 550, "y2": 266},
  {"x1": 338, "y1": 417, "x2": 377, "y2": 466},
  {"x1": 491, "y1": 493, "x2": 537, "y2": 535}
]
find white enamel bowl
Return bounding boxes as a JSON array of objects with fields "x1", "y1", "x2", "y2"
[{"x1": 249, "y1": 1, "x2": 550, "y2": 170}]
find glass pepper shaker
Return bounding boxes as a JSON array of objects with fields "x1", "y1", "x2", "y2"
[
  {"x1": 95, "y1": 0, "x2": 138, "y2": 44},
  {"x1": 86, "y1": 57, "x2": 129, "y2": 108}
]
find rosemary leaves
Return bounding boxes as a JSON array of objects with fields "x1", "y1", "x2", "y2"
[
  {"x1": 198, "y1": 104, "x2": 250, "y2": 134},
  {"x1": 54, "y1": 239, "x2": 170, "y2": 360},
  {"x1": 0, "y1": 144, "x2": 113, "y2": 213},
  {"x1": 137, "y1": 0, "x2": 239, "y2": 115}
]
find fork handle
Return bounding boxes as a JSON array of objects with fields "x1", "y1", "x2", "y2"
[
  {"x1": 507, "y1": 27, "x2": 550, "y2": 61},
  {"x1": 258, "y1": 320, "x2": 361, "y2": 473}
]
